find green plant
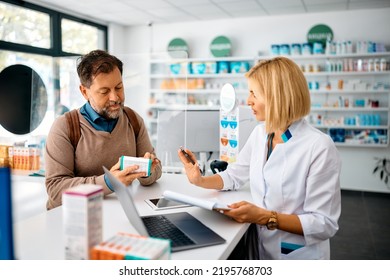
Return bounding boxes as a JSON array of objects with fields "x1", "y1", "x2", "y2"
[{"x1": 373, "y1": 157, "x2": 390, "y2": 185}]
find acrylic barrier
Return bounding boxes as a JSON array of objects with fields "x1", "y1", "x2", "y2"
[{"x1": 156, "y1": 109, "x2": 220, "y2": 172}]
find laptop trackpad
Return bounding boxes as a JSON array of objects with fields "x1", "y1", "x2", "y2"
[{"x1": 166, "y1": 212, "x2": 225, "y2": 244}]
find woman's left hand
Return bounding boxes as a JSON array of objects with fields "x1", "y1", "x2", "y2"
[{"x1": 222, "y1": 201, "x2": 268, "y2": 225}]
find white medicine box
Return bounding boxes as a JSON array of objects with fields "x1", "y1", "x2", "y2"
[{"x1": 62, "y1": 184, "x2": 103, "y2": 260}]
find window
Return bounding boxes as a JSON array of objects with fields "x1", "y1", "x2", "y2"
[
  {"x1": 61, "y1": 18, "x2": 106, "y2": 54},
  {"x1": 0, "y1": 1, "x2": 51, "y2": 48},
  {"x1": 0, "y1": 0, "x2": 108, "y2": 141}
]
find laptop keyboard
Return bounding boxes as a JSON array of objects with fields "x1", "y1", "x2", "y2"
[{"x1": 142, "y1": 215, "x2": 195, "y2": 247}]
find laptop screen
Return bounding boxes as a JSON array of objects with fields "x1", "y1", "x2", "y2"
[{"x1": 103, "y1": 166, "x2": 149, "y2": 236}]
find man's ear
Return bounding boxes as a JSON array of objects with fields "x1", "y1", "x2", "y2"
[{"x1": 79, "y1": 84, "x2": 89, "y2": 100}]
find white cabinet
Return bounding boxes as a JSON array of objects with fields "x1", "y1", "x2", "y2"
[
  {"x1": 258, "y1": 52, "x2": 390, "y2": 147},
  {"x1": 148, "y1": 56, "x2": 255, "y2": 145}
]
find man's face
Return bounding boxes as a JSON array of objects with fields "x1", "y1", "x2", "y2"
[{"x1": 80, "y1": 67, "x2": 125, "y2": 119}]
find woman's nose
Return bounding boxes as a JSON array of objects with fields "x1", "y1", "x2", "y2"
[{"x1": 247, "y1": 96, "x2": 252, "y2": 106}]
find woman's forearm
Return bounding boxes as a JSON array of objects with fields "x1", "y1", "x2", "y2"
[{"x1": 197, "y1": 174, "x2": 224, "y2": 190}]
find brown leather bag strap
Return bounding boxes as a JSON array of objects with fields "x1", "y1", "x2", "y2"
[
  {"x1": 123, "y1": 106, "x2": 140, "y2": 139},
  {"x1": 64, "y1": 109, "x2": 81, "y2": 149},
  {"x1": 65, "y1": 107, "x2": 139, "y2": 150}
]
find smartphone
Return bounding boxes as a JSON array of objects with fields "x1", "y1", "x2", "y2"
[
  {"x1": 145, "y1": 197, "x2": 191, "y2": 210},
  {"x1": 180, "y1": 146, "x2": 196, "y2": 165}
]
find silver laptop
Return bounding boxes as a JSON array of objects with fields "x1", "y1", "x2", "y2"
[{"x1": 103, "y1": 167, "x2": 225, "y2": 252}]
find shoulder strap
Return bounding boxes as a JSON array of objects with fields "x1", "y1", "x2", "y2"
[
  {"x1": 64, "y1": 109, "x2": 81, "y2": 149},
  {"x1": 65, "y1": 107, "x2": 139, "y2": 149},
  {"x1": 123, "y1": 106, "x2": 140, "y2": 139}
]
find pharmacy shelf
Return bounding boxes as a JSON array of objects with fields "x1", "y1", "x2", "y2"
[
  {"x1": 257, "y1": 52, "x2": 390, "y2": 60},
  {"x1": 304, "y1": 71, "x2": 390, "y2": 77},
  {"x1": 310, "y1": 90, "x2": 390, "y2": 94},
  {"x1": 148, "y1": 55, "x2": 255, "y2": 146},
  {"x1": 150, "y1": 89, "x2": 248, "y2": 94},
  {"x1": 311, "y1": 107, "x2": 388, "y2": 112},
  {"x1": 150, "y1": 56, "x2": 255, "y2": 64},
  {"x1": 335, "y1": 142, "x2": 388, "y2": 148},
  {"x1": 292, "y1": 51, "x2": 390, "y2": 147},
  {"x1": 314, "y1": 125, "x2": 388, "y2": 129},
  {"x1": 150, "y1": 73, "x2": 246, "y2": 79},
  {"x1": 149, "y1": 104, "x2": 220, "y2": 110}
]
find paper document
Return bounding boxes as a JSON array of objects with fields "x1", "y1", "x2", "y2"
[{"x1": 163, "y1": 190, "x2": 231, "y2": 211}]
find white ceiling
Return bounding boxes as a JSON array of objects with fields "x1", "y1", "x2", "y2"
[{"x1": 26, "y1": 0, "x2": 390, "y2": 27}]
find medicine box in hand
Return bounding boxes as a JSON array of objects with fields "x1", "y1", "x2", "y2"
[{"x1": 120, "y1": 156, "x2": 151, "y2": 177}]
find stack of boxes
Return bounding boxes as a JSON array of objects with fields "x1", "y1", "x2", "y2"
[{"x1": 0, "y1": 145, "x2": 40, "y2": 171}]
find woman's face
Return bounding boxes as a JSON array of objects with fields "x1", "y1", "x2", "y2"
[
  {"x1": 79, "y1": 67, "x2": 125, "y2": 120},
  {"x1": 247, "y1": 78, "x2": 266, "y2": 122}
]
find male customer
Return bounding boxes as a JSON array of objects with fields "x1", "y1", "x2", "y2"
[{"x1": 45, "y1": 50, "x2": 161, "y2": 210}]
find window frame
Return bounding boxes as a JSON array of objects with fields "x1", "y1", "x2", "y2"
[{"x1": 0, "y1": 0, "x2": 108, "y2": 57}]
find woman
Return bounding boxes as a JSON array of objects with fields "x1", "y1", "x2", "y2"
[{"x1": 178, "y1": 57, "x2": 341, "y2": 260}]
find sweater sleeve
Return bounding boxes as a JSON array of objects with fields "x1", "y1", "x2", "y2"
[{"x1": 44, "y1": 116, "x2": 112, "y2": 210}]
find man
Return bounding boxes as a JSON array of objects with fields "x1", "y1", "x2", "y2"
[{"x1": 45, "y1": 50, "x2": 162, "y2": 210}]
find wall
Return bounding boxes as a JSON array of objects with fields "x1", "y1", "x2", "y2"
[
  {"x1": 125, "y1": 8, "x2": 390, "y2": 57},
  {"x1": 108, "y1": 23, "x2": 127, "y2": 55},
  {"x1": 121, "y1": 8, "x2": 390, "y2": 193}
]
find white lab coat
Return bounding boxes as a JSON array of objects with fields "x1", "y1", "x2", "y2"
[{"x1": 219, "y1": 119, "x2": 341, "y2": 259}]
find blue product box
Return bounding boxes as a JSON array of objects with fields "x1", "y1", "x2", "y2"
[
  {"x1": 329, "y1": 128, "x2": 345, "y2": 142},
  {"x1": 291, "y1": 44, "x2": 301, "y2": 55},
  {"x1": 170, "y1": 63, "x2": 181, "y2": 74},
  {"x1": 355, "y1": 99, "x2": 365, "y2": 107},
  {"x1": 230, "y1": 62, "x2": 250, "y2": 73},
  {"x1": 170, "y1": 63, "x2": 191, "y2": 75},
  {"x1": 280, "y1": 44, "x2": 290, "y2": 55},
  {"x1": 302, "y1": 43, "x2": 313, "y2": 55},
  {"x1": 217, "y1": 61, "x2": 229, "y2": 73},
  {"x1": 205, "y1": 62, "x2": 217, "y2": 74},
  {"x1": 271, "y1": 44, "x2": 280, "y2": 55},
  {"x1": 192, "y1": 62, "x2": 206, "y2": 74},
  {"x1": 313, "y1": 42, "x2": 324, "y2": 54}
]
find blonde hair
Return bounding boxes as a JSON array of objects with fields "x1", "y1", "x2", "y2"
[{"x1": 245, "y1": 57, "x2": 311, "y2": 133}]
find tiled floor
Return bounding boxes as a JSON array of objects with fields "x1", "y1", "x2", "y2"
[{"x1": 330, "y1": 190, "x2": 390, "y2": 260}]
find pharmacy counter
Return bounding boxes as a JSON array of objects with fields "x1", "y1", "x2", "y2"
[
  {"x1": 11, "y1": 172, "x2": 47, "y2": 223},
  {"x1": 14, "y1": 173, "x2": 252, "y2": 260}
]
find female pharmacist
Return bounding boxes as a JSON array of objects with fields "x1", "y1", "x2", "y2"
[{"x1": 178, "y1": 57, "x2": 341, "y2": 260}]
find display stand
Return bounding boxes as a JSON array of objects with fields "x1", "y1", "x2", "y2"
[{"x1": 219, "y1": 83, "x2": 257, "y2": 163}]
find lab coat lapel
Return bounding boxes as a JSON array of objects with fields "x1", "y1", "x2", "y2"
[{"x1": 262, "y1": 140, "x2": 286, "y2": 211}]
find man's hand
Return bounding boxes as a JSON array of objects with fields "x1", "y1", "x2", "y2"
[{"x1": 110, "y1": 161, "x2": 146, "y2": 186}]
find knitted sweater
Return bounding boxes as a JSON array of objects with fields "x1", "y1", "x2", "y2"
[{"x1": 45, "y1": 109, "x2": 162, "y2": 210}]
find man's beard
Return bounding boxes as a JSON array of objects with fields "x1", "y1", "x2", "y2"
[{"x1": 94, "y1": 101, "x2": 124, "y2": 120}]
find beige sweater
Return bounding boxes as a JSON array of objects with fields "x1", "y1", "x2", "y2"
[{"x1": 45, "y1": 109, "x2": 162, "y2": 210}]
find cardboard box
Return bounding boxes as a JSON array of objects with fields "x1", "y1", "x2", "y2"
[
  {"x1": 91, "y1": 232, "x2": 171, "y2": 260},
  {"x1": 63, "y1": 184, "x2": 103, "y2": 260}
]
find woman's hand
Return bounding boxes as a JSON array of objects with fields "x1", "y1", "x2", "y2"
[
  {"x1": 222, "y1": 201, "x2": 269, "y2": 225},
  {"x1": 110, "y1": 161, "x2": 146, "y2": 186},
  {"x1": 177, "y1": 148, "x2": 202, "y2": 186}
]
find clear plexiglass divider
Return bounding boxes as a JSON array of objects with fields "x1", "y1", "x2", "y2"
[{"x1": 154, "y1": 51, "x2": 221, "y2": 174}]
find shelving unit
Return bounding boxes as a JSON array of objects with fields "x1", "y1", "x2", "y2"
[
  {"x1": 148, "y1": 55, "x2": 255, "y2": 145},
  {"x1": 148, "y1": 52, "x2": 390, "y2": 148},
  {"x1": 257, "y1": 52, "x2": 390, "y2": 147}
]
